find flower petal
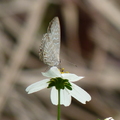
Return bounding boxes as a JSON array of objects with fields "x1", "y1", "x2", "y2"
[
  {"x1": 60, "y1": 88, "x2": 71, "y2": 106},
  {"x1": 50, "y1": 87, "x2": 58, "y2": 105},
  {"x1": 50, "y1": 87, "x2": 71, "y2": 106},
  {"x1": 105, "y1": 117, "x2": 114, "y2": 120},
  {"x1": 68, "y1": 83, "x2": 91, "y2": 104},
  {"x1": 42, "y1": 67, "x2": 61, "y2": 78},
  {"x1": 62, "y1": 73, "x2": 84, "y2": 82},
  {"x1": 26, "y1": 79, "x2": 49, "y2": 94}
]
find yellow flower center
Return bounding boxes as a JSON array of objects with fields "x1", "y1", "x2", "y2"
[{"x1": 59, "y1": 68, "x2": 69, "y2": 74}]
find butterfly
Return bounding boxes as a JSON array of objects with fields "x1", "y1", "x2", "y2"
[{"x1": 39, "y1": 17, "x2": 60, "y2": 66}]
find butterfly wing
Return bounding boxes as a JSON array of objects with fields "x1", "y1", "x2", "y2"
[
  {"x1": 39, "y1": 33, "x2": 48, "y2": 63},
  {"x1": 39, "y1": 17, "x2": 60, "y2": 66}
]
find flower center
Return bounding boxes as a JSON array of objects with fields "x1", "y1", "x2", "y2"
[
  {"x1": 47, "y1": 77, "x2": 72, "y2": 90},
  {"x1": 59, "y1": 68, "x2": 69, "y2": 74}
]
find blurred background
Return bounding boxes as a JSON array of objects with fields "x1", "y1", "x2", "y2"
[{"x1": 0, "y1": 0, "x2": 120, "y2": 120}]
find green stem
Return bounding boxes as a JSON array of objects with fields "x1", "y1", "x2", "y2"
[{"x1": 57, "y1": 89, "x2": 61, "y2": 120}]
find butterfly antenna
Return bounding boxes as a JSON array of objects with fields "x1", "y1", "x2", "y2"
[{"x1": 60, "y1": 59, "x2": 77, "y2": 67}]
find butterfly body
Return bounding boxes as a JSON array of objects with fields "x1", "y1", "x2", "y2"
[{"x1": 39, "y1": 17, "x2": 60, "y2": 66}]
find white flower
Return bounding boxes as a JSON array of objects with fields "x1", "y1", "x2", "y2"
[
  {"x1": 26, "y1": 66, "x2": 91, "y2": 106},
  {"x1": 104, "y1": 117, "x2": 114, "y2": 120}
]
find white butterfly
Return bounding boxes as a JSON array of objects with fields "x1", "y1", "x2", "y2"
[{"x1": 39, "y1": 17, "x2": 60, "y2": 66}]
